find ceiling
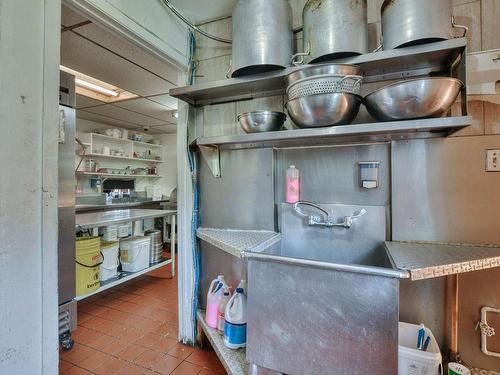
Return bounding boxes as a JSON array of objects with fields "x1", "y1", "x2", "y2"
[
  {"x1": 168, "y1": 0, "x2": 236, "y2": 24},
  {"x1": 61, "y1": 5, "x2": 182, "y2": 134}
]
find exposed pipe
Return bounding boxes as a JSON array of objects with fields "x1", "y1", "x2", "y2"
[{"x1": 159, "y1": 0, "x2": 232, "y2": 44}]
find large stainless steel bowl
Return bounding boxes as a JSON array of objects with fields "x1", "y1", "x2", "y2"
[
  {"x1": 286, "y1": 64, "x2": 362, "y2": 87},
  {"x1": 286, "y1": 93, "x2": 362, "y2": 128},
  {"x1": 364, "y1": 77, "x2": 463, "y2": 121},
  {"x1": 237, "y1": 111, "x2": 286, "y2": 133}
]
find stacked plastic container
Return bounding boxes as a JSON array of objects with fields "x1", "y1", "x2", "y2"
[{"x1": 119, "y1": 236, "x2": 150, "y2": 272}]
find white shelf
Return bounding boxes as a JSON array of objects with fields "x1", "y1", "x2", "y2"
[
  {"x1": 197, "y1": 228, "x2": 281, "y2": 258},
  {"x1": 75, "y1": 258, "x2": 172, "y2": 301},
  {"x1": 84, "y1": 153, "x2": 163, "y2": 163},
  {"x1": 197, "y1": 309, "x2": 248, "y2": 375},
  {"x1": 91, "y1": 133, "x2": 130, "y2": 144},
  {"x1": 133, "y1": 140, "x2": 163, "y2": 148},
  {"x1": 76, "y1": 171, "x2": 162, "y2": 179}
]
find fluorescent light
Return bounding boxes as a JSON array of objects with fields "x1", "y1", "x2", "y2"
[
  {"x1": 173, "y1": 111, "x2": 178, "y2": 118},
  {"x1": 75, "y1": 78, "x2": 119, "y2": 97}
]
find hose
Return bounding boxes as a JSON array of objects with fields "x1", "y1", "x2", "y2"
[{"x1": 159, "y1": 0, "x2": 232, "y2": 44}]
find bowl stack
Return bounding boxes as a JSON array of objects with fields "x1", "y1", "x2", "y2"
[{"x1": 285, "y1": 64, "x2": 363, "y2": 128}]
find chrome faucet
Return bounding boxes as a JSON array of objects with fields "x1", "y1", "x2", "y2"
[{"x1": 293, "y1": 201, "x2": 367, "y2": 228}]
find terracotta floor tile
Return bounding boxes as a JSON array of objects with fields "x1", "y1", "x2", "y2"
[
  {"x1": 150, "y1": 353, "x2": 182, "y2": 375},
  {"x1": 63, "y1": 366, "x2": 91, "y2": 375},
  {"x1": 167, "y1": 343, "x2": 195, "y2": 360},
  {"x1": 115, "y1": 362, "x2": 147, "y2": 375},
  {"x1": 93, "y1": 356, "x2": 127, "y2": 375},
  {"x1": 122, "y1": 326, "x2": 145, "y2": 343},
  {"x1": 185, "y1": 349, "x2": 216, "y2": 367},
  {"x1": 134, "y1": 331, "x2": 162, "y2": 348},
  {"x1": 154, "y1": 336, "x2": 178, "y2": 353},
  {"x1": 133, "y1": 348, "x2": 163, "y2": 369},
  {"x1": 79, "y1": 316, "x2": 110, "y2": 330},
  {"x1": 61, "y1": 344, "x2": 98, "y2": 365},
  {"x1": 100, "y1": 338, "x2": 130, "y2": 356},
  {"x1": 85, "y1": 331, "x2": 115, "y2": 350},
  {"x1": 198, "y1": 369, "x2": 226, "y2": 375},
  {"x1": 117, "y1": 344, "x2": 147, "y2": 362},
  {"x1": 59, "y1": 360, "x2": 74, "y2": 373},
  {"x1": 171, "y1": 360, "x2": 202, "y2": 375},
  {"x1": 77, "y1": 351, "x2": 112, "y2": 371}
]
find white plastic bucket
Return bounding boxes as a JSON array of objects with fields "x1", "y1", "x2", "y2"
[
  {"x1": 117, "y1": 223, "x2": 130, "y2": 238},
  {"x1": 120, "y1": 236, "x2": 150, "y2": 272},
  {"x1": 99, "y1": 224, "x2": 118, "y2": 241},
  {"x1": 100, "y1": 241, "x2": 119, "y2": 281},
  {"x1": 399, "y1": 322, "x2": 442, "y2": 375}
]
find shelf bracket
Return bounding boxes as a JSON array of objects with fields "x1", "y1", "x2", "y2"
[{"x1": 199, "y1": 145, "x2": 221, "y2": 178}]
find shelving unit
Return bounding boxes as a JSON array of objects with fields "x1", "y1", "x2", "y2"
[
  {"x1": 83, "y1": 152, "x2": 163, "y2": 163},
  {"x1": 197, "y1": 310, "x2": 248, "y2": 375},
  {"x1": 75, "y1": 258, "x2": 172, "y2": 301},
  {"x1": 76, "y1": 171, "x2": 162, "y2": 179}
]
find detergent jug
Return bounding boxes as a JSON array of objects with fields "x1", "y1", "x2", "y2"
[
  {"x1": 224, "y1": 287, "x2": 247, "y2": 349},
  {"x1": 206, "y1": 275, "x2": 227, "y2": 328}
]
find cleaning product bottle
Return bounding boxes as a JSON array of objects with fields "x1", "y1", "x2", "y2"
[
  {"x1": 224, "y1": 288, "x2": 247, "y2": 349},
  {"x1": 286, "y1": 165, "x2": 300, "y2": 203},
  {"x1": 237, "y1": 279, "x2": 246, "y2": 294},
  {"x1": 217, "y1": 289, "x2": 231, "y2": 335},
  {"x1": 206, "y1": 275, "x2": 226, "y2": 328}
]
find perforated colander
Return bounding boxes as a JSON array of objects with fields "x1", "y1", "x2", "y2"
[{"x1": 287, "y1": 74, "x2": 363, "y2": 100}]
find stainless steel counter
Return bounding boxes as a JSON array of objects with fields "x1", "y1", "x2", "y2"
[
  {"x1": 76, "y1": 209, "x2": 177, "y2": 229},
  {"x1": 75, "y1": 199, "x2": 169, "y2": 212}
]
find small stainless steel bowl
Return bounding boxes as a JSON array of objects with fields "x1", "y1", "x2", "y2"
[
  {"x1": 237, "y1": 111, "x2": 286, "y2": 133},
  {"x1": 364, "y1": 77, "x2": 464, "y2": 121},
  {"x1": 286, "y1": 92, "x2": 362, "y2": 128}
]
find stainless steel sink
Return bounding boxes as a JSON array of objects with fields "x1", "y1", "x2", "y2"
[{"x1": 244, "y1": 203, "x2": 408, "y2": 375}]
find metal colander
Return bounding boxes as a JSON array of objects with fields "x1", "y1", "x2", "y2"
[{"x1": 287, "y1": 74, "x2": 363, "y2": 100}]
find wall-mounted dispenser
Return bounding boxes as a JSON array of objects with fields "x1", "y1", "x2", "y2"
[{"x1": 359, "y1": 162, "x2": 380, "y2": 189}]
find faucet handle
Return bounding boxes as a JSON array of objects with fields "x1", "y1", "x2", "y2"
[{"x1": 344, "y1": 209, "x2": 367, "y2": 228}]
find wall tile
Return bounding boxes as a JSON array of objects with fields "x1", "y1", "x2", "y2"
[
  {"x1": 196, "y1": 17, "x2": 232, "y2": 62},
  {"x1": 453, "y1": 1, "x2": 482, "y2": 52},
  {"x1": 485, "y1": 100, "x2": 500, "y2": 134},
  {"x1": 451, "y1": 99, "x2": 485, "y2": 136},
  {"x1": 481, "y1": 0, "x2": 500, "y2": 50},
  {"x1": 202, "y1": 102, "x2": 237, "y2": 137}
]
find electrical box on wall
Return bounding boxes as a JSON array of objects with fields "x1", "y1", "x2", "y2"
[
  {"x1": 359, "y1": 162, "x2": 380, "y2": 189},
  {"x1": 486, "y1": 149, "x2": 500, "y2": 172}
]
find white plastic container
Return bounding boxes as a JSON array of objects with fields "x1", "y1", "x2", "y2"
[
  {"x1": 119, "y1": 236, "x2": 150, "y2": 272},
  {"x1": 285, "y1": 165, "x2": 300, "y2": 203},
  {"x1": 99, "y1": 224, "x2": 118, "y2": 241},
  {"x1": 398, "y1": 322, "x2": 442, "y2": 375},
  {"x1": 117, "y1": 223, "x2": 130, "y2": 238},
  {"x1": 146, "y1": 185, "x2": 162, "y2": 201},
  {"x1": 217, "y1": 290, "x2": 231, "y2": 335},
  {"x1": 100, "y1": 241, "x2": 119, "y2": 281},
  {"x1": 224, "y1": 287, "x2": 247, "y2": 349},
  {"x1": 206, "y1": 275, "x2": 228, "y2": 329}
]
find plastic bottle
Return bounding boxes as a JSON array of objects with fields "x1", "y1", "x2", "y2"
[
  {"x1": 206, "y1": 275, "x2": 227, "y2": 328},
  {"x1": 224, "y1": 288, "x2": 247, "y2": 349},
  {"x1": 285, "y1": 165, "x2": 300, "y2": 203},
  {"x1": 237, "y1": 279, "x2": 246, "y2": 294},
  {"x1": 217, "y1": 290, "x2": 231, "y2": 335}
]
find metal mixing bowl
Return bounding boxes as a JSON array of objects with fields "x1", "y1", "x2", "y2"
[
  {"x1": 364, "y1": 77, "x2": 463, "y2": 121},
  {"x1": 286, "y1": 64, "x2": 362, "y2": 87},
  {"x1": 286, "y1": 93, "x2": 362, "y2": 128},
  {"x1": 237, "y1": 111, "x2": 286, "y2": 133}
]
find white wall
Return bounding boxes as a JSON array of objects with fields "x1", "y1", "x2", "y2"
[
  {"x1": 64, "y1": 0, "x2": 190, "y2": 70},
  {"x1": 76, "y1": 119, "x2": 177, "y2": 197},
  {"x1": 0, "y1": 1, "x2": 60, "y2": 374}
]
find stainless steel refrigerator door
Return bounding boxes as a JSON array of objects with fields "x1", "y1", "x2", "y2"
[{"x1": 58, "y1": 105, "x2": 76, "y2": 304}]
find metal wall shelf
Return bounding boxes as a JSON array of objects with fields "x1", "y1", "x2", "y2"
[
  {"x1": 76, "y1": 171, "x2": 162, "y2": 179},
  {"x1": 170, "y1": 38, "x2": 467, "y2": 106},
  {"x1": 196, "y1": 116, "x2": 471, "y2": 152},
  {"x1": 197, "y1": 309, "x2": 248, "y2": 375},
  {"x1": 385, "y1": 241, "x2": 500, "y2": 281},
  {"x1": 197, "y1": 228, "x2": 281, "y2": 258}
]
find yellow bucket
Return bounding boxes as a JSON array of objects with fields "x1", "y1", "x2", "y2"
[{"x1": 75, "y1": 237, "x2": 103, "y2": 296}]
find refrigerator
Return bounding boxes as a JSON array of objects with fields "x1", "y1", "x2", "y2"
[{"x1": 58, "y1": 71, "x2": 77, "y2": 349}]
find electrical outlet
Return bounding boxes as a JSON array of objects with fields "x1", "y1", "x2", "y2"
[{"x1": 486, "y1": 149, "x2": 500, "y2": 172}]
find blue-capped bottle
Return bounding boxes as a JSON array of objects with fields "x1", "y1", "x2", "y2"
[{"x1": 223, "y1": 288, "x2": 247, "y2": 349}]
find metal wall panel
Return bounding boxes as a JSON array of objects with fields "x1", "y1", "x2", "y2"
[
  {"x1": 393, "y1": 136, "x2": 500, "y2": 370},
  {"x1": 199, "y1": 148, "x2": 275, "y2": 230}
]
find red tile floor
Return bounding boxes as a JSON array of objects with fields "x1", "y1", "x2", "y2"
[{"x1": 60, "y1": 263, "x2": 226, "y2": 375}]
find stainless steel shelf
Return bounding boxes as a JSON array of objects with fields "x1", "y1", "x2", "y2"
[
  {"x1": 197, "y1": 309, "x2": 248, "y2": 375},
  {"x1": 196, "y1": 116, "x2": 471, "y2": 150},
  {"x1": 170, "y1": 38, "x2": 466, "y2": 106},
  {"x1": 197, "y1": 228, "x2": 281, "y2": 258},
  {"x1": 76, "y1": 172, "x2": 162, "y2": 179},
  {"x1": 385, "y1": 241, "x2": 500, "y2": 281},
  {"x1": 75, "y1": 258, "x2": 172, "y2": 301},
  {"x1": 76, "y1": 209, "x2": 177, "y2": 229}
]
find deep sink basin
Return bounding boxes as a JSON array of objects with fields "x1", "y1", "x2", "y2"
[{"x1": 244, "y1": 203, "x2": 408, "y2": 375}]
